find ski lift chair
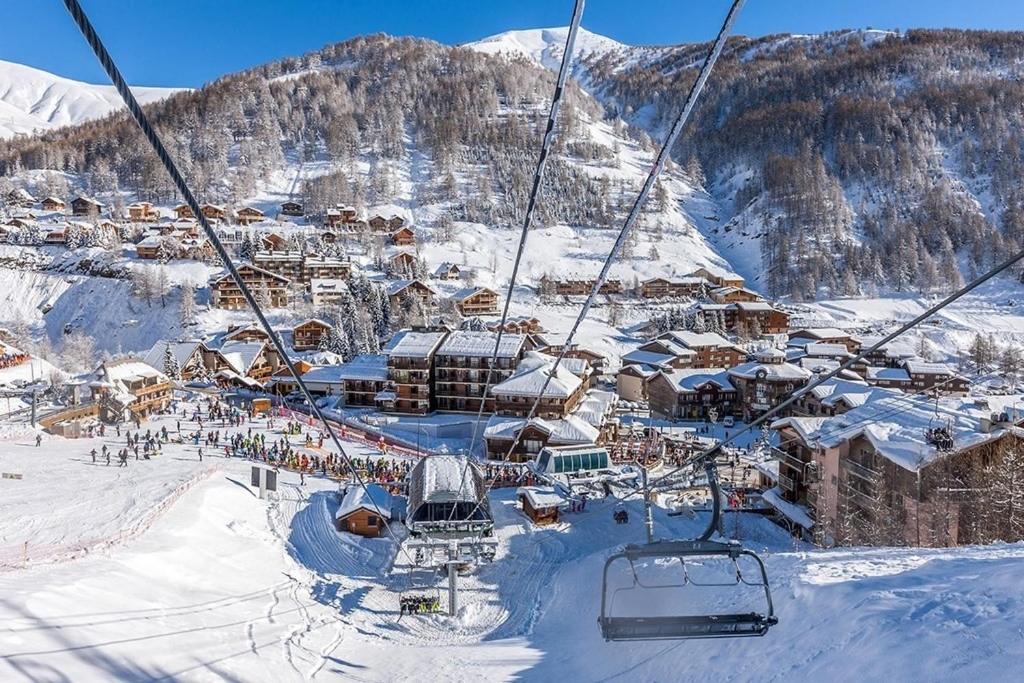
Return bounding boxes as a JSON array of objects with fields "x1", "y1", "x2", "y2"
[
  {"x1": 599, "y1": 448, "x2": 777, "y2": 641},
  {"x1": 598, "y1": 539, "x2": 777, "y2": 641}
]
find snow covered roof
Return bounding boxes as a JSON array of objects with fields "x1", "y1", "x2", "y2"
[
  {"x1": 655, "y1": 367, "x2": 735, "y2": 393},
  {"x1": 790, "y1": 327, "x2": 855, "y2": 340},
  {"x1": 451, "y1": 286, "x2": 497, "y2": 302},
  {"x1": 407, "y1": 455, "x2": 485, "y2": 509},
  {"x1": 762, "y1": 486, "x2": 813, "y2": 530},
  {"x1": 433, "y1": 261, "x2": 461, "y2": 275},
  {"x1": 336, "y1": 483, "x2": 392, "y2": 521},
  {"x1": 385, "y1": 329, "x2": 447, "y2": 358},
  {"x1": 772, "y1": 391, "x2": 1024, "y2": 471},
  {"x1": 491, "y1": 352, "x2": 583, "y2": 399},
  {"x1": 903, "y1": 360, "x2": 960, "y2": 376},
  {"x1": 621, "y1": 349, "x2": 676, "y2": 368},
  {"x1": 483, "y1": 413, "x2": 599, "y2": 444},
  {"x1": 803, "y1": 343, "x2": 854, "y2": 359},
  {"x1": 310, "y1": 278, "x2": 349, "y2": 294},
  {"x1": 865, "y1": 367, "x2": 911, "y2": 382},
  {"x1": 728, "y1": 359, "x2": 811, "y2": 382},
  {"x1": 660, "y1": 330, "x2": 737, "y2": 350},
  {"x1": 517, "y1": 486, "x2": 565, "y2": 509},
  {"x1": 97, "y1": 360, "x2": 164, "y2": 383},
  {"x1": 254, "y1": 250, "x2": 303, "y2": 262},
  {"x1": 330, "y1": 354, "x2": 389, "y2": 382},
  {"x1": 219, "y1": 341, "x2": 266, "y2": 374},
  {"x1": 143, "y1": 339, "x2": 204, "y2": 371},
  {"x1": 437, "y1": 330, "x2": 526, "y2": 358},
  {"x1": 386, "y1": 279, "x2": 436, "y2": 296}
]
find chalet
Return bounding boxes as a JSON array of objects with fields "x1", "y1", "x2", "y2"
[
  {"x1": 219, "y1": 340, "x2": 278, "y2": 381},
  {"x1": 222, "y1": 324, "x2": 271, "y2": 344},
  {"x1": 483, "y1": 413, "x2": 599, "y2": 461},
  {"x1": 5, "y1": 188, "x2": 37, "y2": 208},
  {"x1": 387, "y1": 279, "x2": 437, "y2": 310},
  {"x1": 391, "y1": 226, "x2": 416, "y2": 246},
  {"x1": 43, "y1": 225, "x2": 68, "y2": 245},
  {"x1": 380, "y1": 329, "x2": 448, "y2": 414},
  {"x1": 335, "y1": 484, "x2": 393, "y2": 538},
  {"x1": 389, "y1": 250, "x2": 418, "y2": 274},
  {"x1": 210, "y1": 264, "x2": 290, "y2": 310},
  {"x1": 639, "y1": 330, "x2": 745, "y2": 369},
  {"x1": 320, "y1": 230, "x2": 340, "y2": 243},
  {"x1": 486, "y1": 316, "x2": 542, "y2": 335},
  {"x1": 330, "y1": 354, "x2": 389, "y2": 407},
  {"x1": 259, "y1": 232, "x2": 287, "y2": 251},
  {"x1": 368, "y1": 213, "x2": 405, "y2": 232},
  {"x1": 492, "y1": 352, "x2": 589, "y2": 420},
  {"x1": 901, "y1": 360, "x2": 970, "y2": 395},
  {"x1": 179, "y1": 237, "x2": 216, "y2": 262},
  {"x1": 41, "y1": 196, "x2": 67, "y2": 213},
  {"x1": 173, "y1": 204, "x2": 194, "y2": 219},
  {"x1": 292, "y1": 319, "x2": 333, "y2": 351},
  {"x1": 87, "y1": 360, "x2": 172, "y2": 422},
  {"x1": 709, "y1": 286, "x2": 763, "y2": 304},
  {"x1": 616, "y1": 363, "x2": 659, "y2": 403},
  {"x1": 788, "y1": 328, "x2": 861, "y2": 354},
  {"x1": 71, "y1": 196, "x2": 104, "y2": 217},
  {"x1": 731, "y1": 302, "x2": 790, "y2": 336},
  {"x1": 451, "y1": 286, "x2": 499, "y2": 317},
  {"x1": 864, "y1": 366, "x2": 912, "y2": 390},
  {"x1": 135, "y1": 235, "x2": 171, "y2": 260},
  {"x1": 310, "y1": 279, "x2": 350, "y2": 307},
  {"x1": 142, "y1": 340, "x2": 218, "y2": 380},
  {"x1": 516, "y1": 486, "x2": 565, "y2": 525},
  {"x1": 646, "y1": 367, "x2": 737, "y2": 420},
  {"x1": 280, "y1": 201, "x2": 304, "y2": 217},
  {"x1": 127, "y1": 201, "x2": 160, "y2": 222},
  {"x1": 727, "y1": 348, "x2": 811, "y2": 421},
  {"x1": 265, "y1": 359, "x2": 314, "y2": 395},
  {"x1": 201, "y1": 203, "x2": 229, "y2": 223},
  {"x1": 303, "y1": 254, "x2": 351, "y2": 282},
  {"x1": 543, "y1": 275, "x2": 622, "y2": 296},
  {"x1": 686, "y1": 267, "x2": 744, "y2": 289},
  {"x1": 639, "y1": 276, "x2": 707, "y2": 299},
  {"x1": 433, "y1": 262, "x2": 462, "y2": 281},
  {"x1": 236, "y1": 206, "x2": 266, "y2": 226},
  {"x1": 252, "y1": 250, "x2": 304, "y2": 283},
  {"x1": 793, "y1": 378, "x2": 876, "y2": 417},
  {"x1": 434, "y1": 331, "x2": 527, "y2": 412},
  {"x1": 770, "y1": 392, "x2": 1024, "y2": 546}
]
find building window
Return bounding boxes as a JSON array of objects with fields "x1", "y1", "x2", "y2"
[{"x1": 366, "y1": 515, "x2": 379, "y2": 527}]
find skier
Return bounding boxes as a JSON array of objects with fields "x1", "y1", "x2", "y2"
[
  {"x1": 300, "y1": 471, "x2": 305, "y2": 486},
  {"x1": 35, "y1": 434, "x2": 41, "y2": 447},
  {"x1": 90, "y1": 449, "x2": 97, "y2": 464},
  {"x1": 198, "y1": 447, "x2": 203, "y2": 462},
  {"x1": 105, "y1": 452, "x2": 111, "y2": 466}
]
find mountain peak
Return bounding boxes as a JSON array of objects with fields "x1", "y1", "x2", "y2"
[
  {"x1": 464, "y1": 26, "x2": 629, "y2": 70},
  {"x1": 0, "y1": 59, "x2": 185, "y2": 140}
]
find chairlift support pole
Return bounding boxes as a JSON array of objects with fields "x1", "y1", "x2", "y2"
[
  {"x1": 447, "y1": 540, "x2": 459, "y2": 617},
  {"x1": 641, "y1": 467, "x2": 655, "y2": 545}
]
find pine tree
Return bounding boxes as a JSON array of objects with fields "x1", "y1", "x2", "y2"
[
  {"x1": 179, "y1": 281, "x2": 197, "y2": 328},
  {"x1": 163, "y1": 344, "x2": 181, "y2": 380}
]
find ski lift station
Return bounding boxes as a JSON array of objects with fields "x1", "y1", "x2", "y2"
[{"x1": 405, "y1": 454, "x2": 493, "y2": 538}]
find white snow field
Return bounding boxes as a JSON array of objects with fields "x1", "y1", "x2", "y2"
[
  {"x1": 0, "y1": 60, "x2": 184, "y2": 139},
  {"x1": 1, "y1": 404, "x2": 1024, "y2": 681}
]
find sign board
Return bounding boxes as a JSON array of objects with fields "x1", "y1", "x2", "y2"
[
  {"x1": 251, "y1": 466, "x2": 278, "y2": 499},
  {"x1": 2, "y1": 472, "x2": 23, "y2": 480}
]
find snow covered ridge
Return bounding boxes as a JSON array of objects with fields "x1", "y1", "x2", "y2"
[
  {"x1": 464, "y1": 27, "x2": 631, "y2": 70},
  {"x1": 0, "y1": 60, "x2": 185, "y2": 140}
]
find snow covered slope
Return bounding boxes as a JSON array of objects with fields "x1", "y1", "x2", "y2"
[
  {"x1": 465, "y1": 26, "x2": 631, "y2": 71},
  {"x1": 0, "y1": 60, "x2": 183, "y2": 139}
]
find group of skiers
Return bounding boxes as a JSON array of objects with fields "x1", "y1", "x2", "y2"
[{"x1": 399, "y1": 594, "x2": 441, "y2": 616}]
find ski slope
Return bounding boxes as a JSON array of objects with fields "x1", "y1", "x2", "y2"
[
  {"x1": 0, "y1": 60, "x2": 184, "y2": 139},
  {"x1": 1, "y1": 403, "x2": 1023, "y2": 681}
]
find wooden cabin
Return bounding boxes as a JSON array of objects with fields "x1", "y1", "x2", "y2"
[
  {"x1": 210, "y1": 264, "x2": 290, "y2": 310},
  {"x1": 433, "y1": 262, "x2": 462, "y2": 281},
  {"x1": 293, "y1": 319, "x2": 333, "y2": 351},
  {"x1": 41, "y1": 196, "x2": 67, "y2": 213},
  {"x1": 280, "y1": 201, "x2": 304, "y2": 217},
  {"x1": 71, "y1": 196, "x2": 104, "y2": 217},
  {"x1": 391, "y1": 226, "x2": 416, "y2": 246},
  {"x1": 236, "y1": 206, "x2": 265, "y2": 226},
  {"x1": 335, "y1": 484, "x2": 393, "y2": 538},
  {"x1": 452, "y1": 286, "x2": 500, "y2": 317},
  {"x1": 517, "y1": 487, "x2": 563, "y2": 525},
  {"x1": 127, "y1": 201, "x2": 160, "y2": 222},
  {"x1": 173, "y1": 204, "x2": 194, "y2": 219},
  {"x1": 389, "y1": 250, "x2": 417, "y2": 274}
]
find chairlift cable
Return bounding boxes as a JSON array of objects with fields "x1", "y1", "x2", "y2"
[
  {"x1": 61, "y1": 0, "x2": 420, "y2": 573},
  {"x1": 447, "y1": 0, "x2": 587, "y2": 523}
]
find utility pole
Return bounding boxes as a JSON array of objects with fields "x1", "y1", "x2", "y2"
[
  {"x1": 642, "y1": 467, "x2": 655, "y2": 544},
  {"x1": 447, "y1": 540, "x2": 459, "y2": 617}
]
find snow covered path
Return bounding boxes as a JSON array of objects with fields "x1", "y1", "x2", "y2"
[{"x1": 2, "y1": 410, "x2": 1024, "y2": 680}]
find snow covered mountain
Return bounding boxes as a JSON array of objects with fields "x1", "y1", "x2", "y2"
[
  {"x1": 0, "y1": 59, "x2": 184, "y2": 139},
  {"x1": 464, "y1": 26, "x2": 632, "y2": 71}
]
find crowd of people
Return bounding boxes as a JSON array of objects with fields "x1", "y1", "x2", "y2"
[{"x1": 0, "y1": 351, "x2": 31, "y2": 369}]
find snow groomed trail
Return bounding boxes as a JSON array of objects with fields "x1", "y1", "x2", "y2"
[{"x1": 2, "y1": 406, "x2": 1024, "y2": 681}]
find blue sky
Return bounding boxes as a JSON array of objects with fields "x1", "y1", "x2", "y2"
[{"x1": 4, "y1": 0, "x2": 1024, "y2": 86}]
